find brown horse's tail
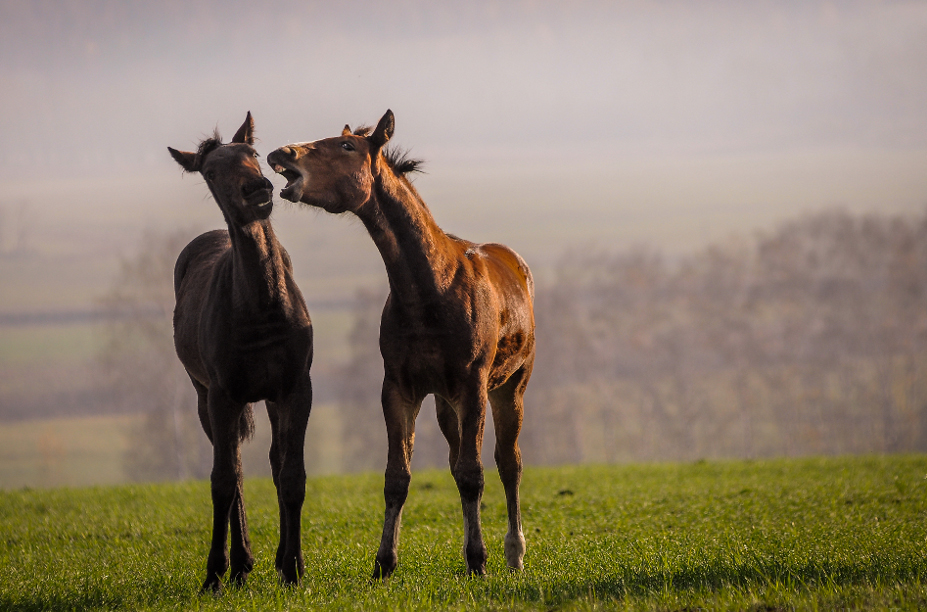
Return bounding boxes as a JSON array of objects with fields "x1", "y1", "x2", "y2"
[{"x1": 239, "y1": 404, "x2": 255, "y2": 442}]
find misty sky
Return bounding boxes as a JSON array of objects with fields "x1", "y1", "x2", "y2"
[{"x1": 1, "y1": 0, "x2": 927, "y2": 307}]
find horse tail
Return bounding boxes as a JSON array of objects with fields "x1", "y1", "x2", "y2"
[{"x1": 239, "y1": 404, "x2": 255, "y2": 442}]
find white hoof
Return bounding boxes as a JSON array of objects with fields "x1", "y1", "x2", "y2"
[{"x1": 504, "y1": 531, "x2": 526, "y2": 570}]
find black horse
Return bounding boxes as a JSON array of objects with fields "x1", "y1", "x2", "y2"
[{"x1": 170, "y1": 113, "x2": 313, "y2": 592}]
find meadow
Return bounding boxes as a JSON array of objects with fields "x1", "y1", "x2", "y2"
[{"x1": 1, "y1": 455, "x2": 925, "y2": 611}]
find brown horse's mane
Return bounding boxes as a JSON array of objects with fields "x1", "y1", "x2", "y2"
[
  {"x1": 384, "y1": 146, "x2": 424, "y2": 177},
  {"x1": 351, "y1": 125, "x2": 424, "y2": 177}
]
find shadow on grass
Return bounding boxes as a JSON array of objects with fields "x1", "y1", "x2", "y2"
[
  {"x1": 0, "y1": 581, "x2": 195, "y2": 612},
  {"x1": 4, "y1": 556, "x2": 925, "y2": 611},
  {"x1": 503, "y1": 556, "x2": 927, "y2": 606}
]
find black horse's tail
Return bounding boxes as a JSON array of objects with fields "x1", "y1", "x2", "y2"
[{"x1": 239, "y1": 404, "x2": 255, "y2": 442}]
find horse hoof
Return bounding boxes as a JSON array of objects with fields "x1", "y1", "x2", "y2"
[
  {"x1": 467, "y1": 565, "x2": 487, "y2": 577},
  {"x1": 504, "y1": 532, "x2": 526, "y2": 570},
  {"x1": 371, "y1": 559, "x2": 394, "y2": 582},
  {"x1": 276, "y1": 568, "x2": 302, "y2": 587},
  {"x1": 199, "y1": 577, "x2": 223, "y2": 596}
]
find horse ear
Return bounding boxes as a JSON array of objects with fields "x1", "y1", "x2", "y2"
[
  {"x1": 342, "y1": 124, "x2": 352, "y2": 137},
  {"x1": 232, "y1": 111, "x2": 255, "y2": 144},
  {"x1": 168, "y1": 147, "x2": 199, "y2": 172},
  {"x1": 369, "y1": 109, "x2": 394, "y2": 149}
]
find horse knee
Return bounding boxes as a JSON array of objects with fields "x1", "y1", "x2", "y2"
[
  {"x1": 210, "y1": 471, "x2": 238, "y2": 503},
  {"x1": 279, "y1": 464, "x2": 306, "y2": 501},
  {"x1": 454, "y1": 463, "x2": 484, "y2": 503},
  {"x1": 384, "y1": 468, "x2": 411, "y2": 506}
]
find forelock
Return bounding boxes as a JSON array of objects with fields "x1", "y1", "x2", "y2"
[{"x1": 195, "y1": 130, "x2": 223, "y2": 166}]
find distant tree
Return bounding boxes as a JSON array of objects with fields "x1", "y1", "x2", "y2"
[
  {"x1": 97, "y1": 229, "x2": 211, "y2": 481},
  {"x1": 528, "y1": 208, "x2": 927, "y2": 463},
  {"x1": 335, "y1": 288, "x2": 389, "y2": 472}
]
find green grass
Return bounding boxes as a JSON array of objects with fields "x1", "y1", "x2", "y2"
[{"x1": 1, "y1": 456, "x2": 926, "y2": 611}]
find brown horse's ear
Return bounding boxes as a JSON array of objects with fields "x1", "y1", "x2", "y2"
[
  {"x1": 369, "y1": 109, "x2": 394, "y2": 149},
  {"x1": 232, "y1": 111, "x2": 255, "y2": 145},
  {"x1": 168, "y1": 147, "x2": 199, "y2": 173},
  {"x1": 342, "y1": 124, "x2": 352, "y2": 137}
]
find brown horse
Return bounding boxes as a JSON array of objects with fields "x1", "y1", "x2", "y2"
[
  {"x1": 268, "y1": 110, "x2": 535, "y2": 578},
  {"x1": 170, "y1": 113, "x2": 313, "y2": 592}
]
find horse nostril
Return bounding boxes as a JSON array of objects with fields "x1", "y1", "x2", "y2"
[
  {"x1": 243, "y1": 178, "x2": 269, "y2": 197},
  {"x1": 282, "y1": 146, "x2": 295, "y2": 157}
]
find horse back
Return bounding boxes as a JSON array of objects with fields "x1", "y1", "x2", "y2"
[
  {"x1": 173, "y1": 230, "x2": 231, "y2": 298},
  {"x1": 173, "y1": 230, "x2": 231, "y2": 382},
  {"x1": 477, "y1": 243, "x2": 535, "y2": 305}
]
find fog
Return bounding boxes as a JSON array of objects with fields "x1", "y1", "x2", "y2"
[
  {"x1": 1, "y1": 1, "x2": 927, "y2": 486},
  {"x1": 2, "y1": 2, "x2": 926, "y2": 277}
]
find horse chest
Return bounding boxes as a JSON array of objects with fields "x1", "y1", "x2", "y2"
[{"x1": 207, "y1": 323, "x2": 311, "y2": 403}]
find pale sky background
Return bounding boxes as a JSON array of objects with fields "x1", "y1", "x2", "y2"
[{"x1": 1, "y1": 0, "x2": 926, "y2": 310}]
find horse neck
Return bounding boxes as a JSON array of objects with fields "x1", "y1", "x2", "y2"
[
  {"x1": 356, "y1": 171, "x2": 456, "y2": 307},
  {"x1": 226, "y1": 219, "x2": 289, "y2": 310}
]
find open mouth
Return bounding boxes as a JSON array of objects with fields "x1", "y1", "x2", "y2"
[
  {"x1": 268, "y1": 149, "x2": 306, "y2": 202},
  {"x1": 275, "y1": 165, "x2": 304, "y2": 202}
]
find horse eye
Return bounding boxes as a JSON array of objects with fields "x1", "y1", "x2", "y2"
[
  {"x1": 341, "y1": 141, "x2": 355, "y2": 152},
  {"x1": 205, "y1": 171, "x2": 215, "y2": 181}
]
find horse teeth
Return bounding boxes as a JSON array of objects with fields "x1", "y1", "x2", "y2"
[{"x1": 273, "y1": 164, "x2": 285, "y2": 174}]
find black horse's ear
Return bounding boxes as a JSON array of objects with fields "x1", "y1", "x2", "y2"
[
  {"x1": 342, "y1": 124, "x2": 352, "y2": 137},
  {"x1": 168, "y1": 147, "x2": 199, "y2": 172},
  {"x1": 370, "y1": 109, "x2": 394, "y2": 149},
  {"x1": 232, "y1": 111, "x2": 255, "y2": 145}
]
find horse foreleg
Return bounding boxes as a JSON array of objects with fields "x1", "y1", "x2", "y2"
[
  {"x1": 488, "y1": 364, "x2": 531, "y2": 571},
  {"x1": 272, "y1": 376, "x2": 312, "y2": 586},
  {"x1": 454, "y1": 384, "x2": 489, "y2": 576},
  {"x1": 201, "y1": 392, "x2": 245, "y2": 594},
  {"x1": 372, "y1": 379, "x2": 422, "y2": 580}
]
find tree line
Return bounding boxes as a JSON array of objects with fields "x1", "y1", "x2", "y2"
[
  {"x1": 337, "y1": 208, "x2": 927, "y2": 469},
  {"x1": 103, "y1": 208, "x2": 927, "y2": 480}
]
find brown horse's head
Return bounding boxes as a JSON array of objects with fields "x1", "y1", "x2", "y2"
[
  {"x1": 267, "y1": 110, "x2": 404, "y2": 214},
  {"x1": 168, "y1": 112, "x2": 274, "y2": 225}
]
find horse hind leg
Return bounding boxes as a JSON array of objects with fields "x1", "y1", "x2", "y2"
[
  {"x1": 436, "y1": 396, "x2": 477, "y2": 568},
  {"x1": 228, "y1": 483, "x2": 254, "y2": 586},
  {"x1": 453, "y1": 384, "x2": 489, "y2": 576},
  {"x1": 188, "y1": 374, "x2": 212, "y2": 442},
  {"x1": 488, "y1": 365, "x2": 530, "y2": 571},
  {"x1": 265, "y1": 401, "x2": 287, "y2": 572},
  {"x1": 435, "y1": 396, "x2": 460, "y2": 473}
]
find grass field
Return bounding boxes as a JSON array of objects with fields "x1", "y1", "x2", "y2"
[{"x1": 1, "y1": 456, "x2": 926, "y2": 611}]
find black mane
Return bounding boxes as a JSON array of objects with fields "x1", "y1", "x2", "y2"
[{"x1": 383, "y1": 146, "x2": 424, "y2": 177}]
